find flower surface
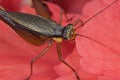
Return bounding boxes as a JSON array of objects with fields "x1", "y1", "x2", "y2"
[{"x1": 0, "y1": 0, "x2": 120, "y2": 80}]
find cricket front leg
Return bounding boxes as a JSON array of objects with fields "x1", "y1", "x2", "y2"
[{"x1": 57, "y1": 42, "x2": 80, "y2": 80}]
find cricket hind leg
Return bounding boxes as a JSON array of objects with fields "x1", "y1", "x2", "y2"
[
  {"x1": 32, "y1": 0, "x2": 51, "y2": 19},
  {"x1": 57, "y1": 43, "x2": 80, "y2": 80},
  {"x1": 25, "y1": 40, "x2": 53, "y2": 80}
]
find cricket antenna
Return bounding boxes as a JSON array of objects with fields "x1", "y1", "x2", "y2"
[
  {"x1": 76, "y1": 34, "x2": 108, "y2": 47},
  {"x1": 74, "y1": 0, "x2": 117, "y2": 31}
]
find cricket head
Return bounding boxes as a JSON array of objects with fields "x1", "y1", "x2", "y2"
[{"x1": 62, "y1": 24, "x2": 76, "y2": 40}]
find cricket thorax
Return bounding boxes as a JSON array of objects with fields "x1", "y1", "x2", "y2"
[{"x1": 62, "y1": 24, "x2": 76, "y2": 40}]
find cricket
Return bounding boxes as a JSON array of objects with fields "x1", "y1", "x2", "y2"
[{"x1": 0, "y1": 0, "x2": 117, "y2": 80}]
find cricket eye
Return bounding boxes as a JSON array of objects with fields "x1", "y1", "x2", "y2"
[{"x1": 69, "y1": 29, "x2": 75, "y2": 40}]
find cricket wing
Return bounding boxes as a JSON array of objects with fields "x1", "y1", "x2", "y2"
[
  {"x1": 11, "y1": 24, "x2": 50, "y2": 46},
  {"x1": 0, "y1": 9, "x2": 62, "y2": 37},
  {"x1": 0, "y1": 9, "x2": 50, "y2": 46}
]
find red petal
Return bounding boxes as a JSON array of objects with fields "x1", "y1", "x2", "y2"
[
  {"x1": 0, "y1": 0, "x2": 22, "y2": 11},
  {"x1": 76, "y1": 0, "x2": 120, "y2": 80}
]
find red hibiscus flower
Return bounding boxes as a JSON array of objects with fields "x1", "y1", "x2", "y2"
[{"x1": 0, "y1": 0, "x2": 120, "y2": 80}]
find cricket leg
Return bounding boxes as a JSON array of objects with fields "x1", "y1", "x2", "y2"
[
  {"x1": 57, "y1": 43, "x2": 80, "y2": 80},
  {"x1": 25, "y1": 40, "x2": 53, "y2": 80},
  {"x1": 59, "y1": 8, "x2": 83, "y2": 27},
  {"x1": 73, "y1": 18, "x2": 83, "y2": 26},
  {"x1": 32, "y1": 0, "x2": 50, "y2": 18},
  {"x1": 59, "y1": 8, "x2": 75, "y2": 25},
  {"x1": 59, "y1": 8, "x2": 63, "y2": 25},
  {"x1": 64, "y1": 12, "x2": 75, "y2": 22}
]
